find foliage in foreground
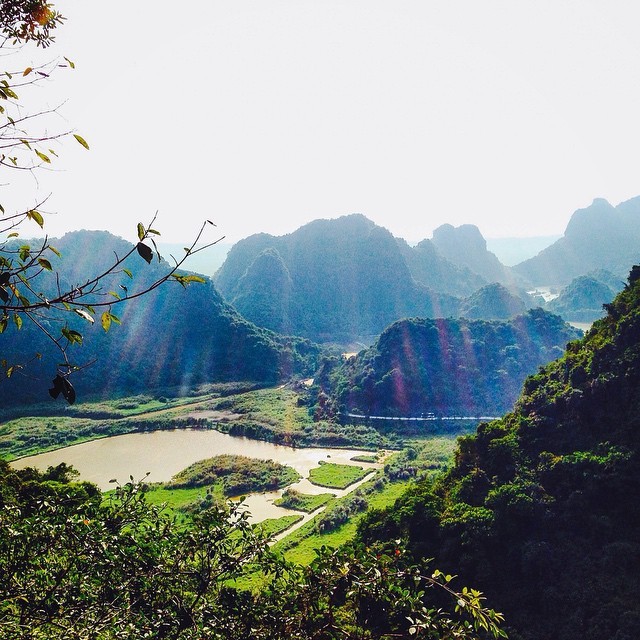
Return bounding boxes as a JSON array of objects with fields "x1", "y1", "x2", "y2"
[
  {"x1": 358, "y1": 267, "x2": 640, "y2": 640},
  {"x1": 0, "y1": 460, "x2": 505, "y2": 639}
]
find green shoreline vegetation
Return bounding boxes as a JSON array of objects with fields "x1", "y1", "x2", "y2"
[
  {"x1": 274, "y1": 488, "x2": 334, "y2": 512},
  {"x1": 307, "y1": 461, "x2": 370, "y2": 489},
  {"x1": 2, "y1": 386, "x2": 427, "y2": 461}
]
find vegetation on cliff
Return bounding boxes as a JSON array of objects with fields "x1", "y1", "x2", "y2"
[{"x1": 357, "y1": 266, "x2": 640, "y2": 640}]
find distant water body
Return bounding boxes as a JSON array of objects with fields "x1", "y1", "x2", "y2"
[{"x1": 12, "y1": 429, "x2": 380, "y2": 524}]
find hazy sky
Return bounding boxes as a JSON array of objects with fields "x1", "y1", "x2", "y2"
[{"x1": 7, "y1": 1, "x2": 640, "y2": 246}]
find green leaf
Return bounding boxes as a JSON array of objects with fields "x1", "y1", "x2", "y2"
[
  {"x1": 136, "y1": 242, "x2": 153, "y2": 264},
  {"x1": 137, "y1": 222, "x2": 145, "y2": 241},
  {"x1": 64, "y1": 57, "x2": 76, "y2": 69},
  {"x1": 19, "y1": 245, "x2": 30, "y2": 261},
  {"x1": 61, "y1": 327, "x2": 83, "y2": 345},
  {"x1": 172, "y1": 273, "x2": 206, "y2": 288},
  {"x1": 101, "y1": 311, "x2": 111, "y2": 332},
  {"x1": 48, "y1": 245, "x2": 61, "y2": 257},
  {"x1": 20, "y1": 139, "x2": 32, "y2": 150},
  {"x1": 147, "y1": 228, "x2": 161, "y2": 235},
  {"x1": 109, "y1": 313, "x2": 121, "y2": 325},
  {"x1": 35, "y1": 149, "x2": 51, "y2": 164},
  {"x1": 123, "y1": 268, "x2": 133, "y2": 278},
  {"x1": 74, "y1": 308, "x2": 94, "y2": 323},
  {"x1": 8, "y1": 232, "x2": 18, "y2": 238},
  {"x1": 12, "y1": 313, "x2": 22, "y2": 330},
  {"x1": 37, "y1": 258, "x2": 52, "y2": 271},
  {"x1": 27, "y1": 210, "x2": 44, "y2": 228},
  {"x1": 73, "y1": 134, "x2": 90, "y2": 150},
  {"x1": 108, "y1": 291, "x2": 121, "y2": 300}
]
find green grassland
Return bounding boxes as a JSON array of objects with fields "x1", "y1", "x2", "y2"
[
  {"x1": 254, "y1": 515, "x2": 304, "y2": 538},
  {"x1": 307, "y1": 461, "x2": 370, "y2": 489},
  {"x1": 274, "y1": 488, "x2": 334, "y2": 512},
  {"x1": 209, "y1": 387, "x2": 397, "y2": 449},
  {"x1": 2, "y1": 385, "x2": 407, "y2": 460},
  {"x1": 278, "y1": 476, "x2": 411, "y2": 565},
  {"x1": 274, "y1": 437, "x2": 458, "y2": 564}
]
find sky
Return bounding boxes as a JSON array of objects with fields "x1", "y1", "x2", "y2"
[{"x1": 6, "y1": 1, "x2": 640, "y2": 247}]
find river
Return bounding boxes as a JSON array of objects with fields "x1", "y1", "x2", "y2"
[{"x1": 12, "y1": 428, "x2": 382, "y2": 525}]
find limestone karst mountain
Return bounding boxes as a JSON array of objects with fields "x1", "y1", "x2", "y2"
[
  {"x1": 215, "y1": 214, "x2": 462, "y2": 343},
  {"x1": 313, "y1": 308, "x2": 579, "y2": 418},
  {"x1": 215, "y1": 214, "x2": 532, "y2": 343},
  {"x1": 546, "y1": 270, "x2": 623, "y2": 323},
  {"x1": 514, "y1": 196, "x2": 640, "y2": 285}
]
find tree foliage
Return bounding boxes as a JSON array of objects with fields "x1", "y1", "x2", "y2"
[
  {"x1": 313, "y1": 310, "x2": 580, "y2": 419},
  {"x1": 0, "y1": 459, "x2": 505, "y2": 639},
  {"x1": 358, "y1": 267, "x2": 640, "y2": 640}
]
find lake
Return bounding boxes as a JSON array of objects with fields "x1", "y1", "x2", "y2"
[{"x1": 12, "y1": 428, "x2": 382, "y2": 524}]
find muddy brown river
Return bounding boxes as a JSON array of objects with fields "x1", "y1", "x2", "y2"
[{"x1": 13, "y1": 429, "x2": 381, "y2": 526}]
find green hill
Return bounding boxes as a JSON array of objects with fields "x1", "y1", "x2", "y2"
[
  {"x1": 546, "y1": 271, "x2": 622, "y2": 323},
  {"x1": 459, "y1": 282, "x2": 527, "y2": 320},
  {"x1": 0, "y1": 231, "x2": 319, "y2": 405},
  {"x1": 314, "y1": 309, "x2": 580, "y2": 418},
  {"x1": 358, "y1": 266, "x2": 640, "y2": 640},
  {"x1": 215, "y1": 214, "x2": 460, "y2": 342}
]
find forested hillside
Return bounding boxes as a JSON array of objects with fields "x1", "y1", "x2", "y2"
[
  {"x1": 215, "y1": 214, "x2": 461, "y2": 342},
  {"x1": 358, "y1": 266, "x2": 640, "y2": 640},
  {"x1": 546, "y1": 271, "x2": 623, "y2": 323},
  {"x1": 214, "y1": 214, "x2": 540, "y2": 343},
  {"x1": 0, "y1": 231, "x2": 319, "y2": 405},
  {"x1": 313, "y1": 309, "x2": 580, "y2": 418}
]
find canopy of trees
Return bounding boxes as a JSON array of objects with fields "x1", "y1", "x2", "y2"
[{"x1": 357, "y1": 266, "x2": 640, "y2": 640}]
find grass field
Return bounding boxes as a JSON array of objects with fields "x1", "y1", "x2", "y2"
[
  {"x1": 275, "y1": 477, "x2": 412, "y2": 565},
  {"x1": 274, "y1": 489, "x2": 334, "y2": 513},
  {"x1": 273, "y1": 436, "x2": 461, "y2": 564},
  {"x1": 3, "y1": 385, "x2": 408, "y2": 460},
  {"x1": 308, "y1": 461, "x2": 370, "y2": 489}
]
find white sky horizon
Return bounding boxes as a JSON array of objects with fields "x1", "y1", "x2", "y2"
[{"x1": 5, "y1": 1, "x2": 640, "y2": 246}]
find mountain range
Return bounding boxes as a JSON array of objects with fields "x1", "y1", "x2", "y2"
[
  {"x1": 214, "y1": 197, "x2": 640, "y2": 342},
  {"x1": 0, "y1": 231, "x2": 319, "y2": 406}
]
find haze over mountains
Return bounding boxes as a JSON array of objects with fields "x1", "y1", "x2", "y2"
[
  {"x1": 215, "y1": 196, "x2": 640, "y2": 341},
  {"x1": 513, "y1": 196, "x2": 640, "y2": 285},
  {"x1": 3, "y1": 195, "x2": 639, "y2": 406},
  {"x1": 0, "y1": 232, "x2": 319, "y2": 406}
]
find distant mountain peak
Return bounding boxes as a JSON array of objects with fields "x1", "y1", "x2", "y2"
[
  {"x1": 431, "y1": 223, "x2": 510, "y2": 284},
  {"x1": 514, "y1": 196, "x2": 640, "y2": 286}
]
